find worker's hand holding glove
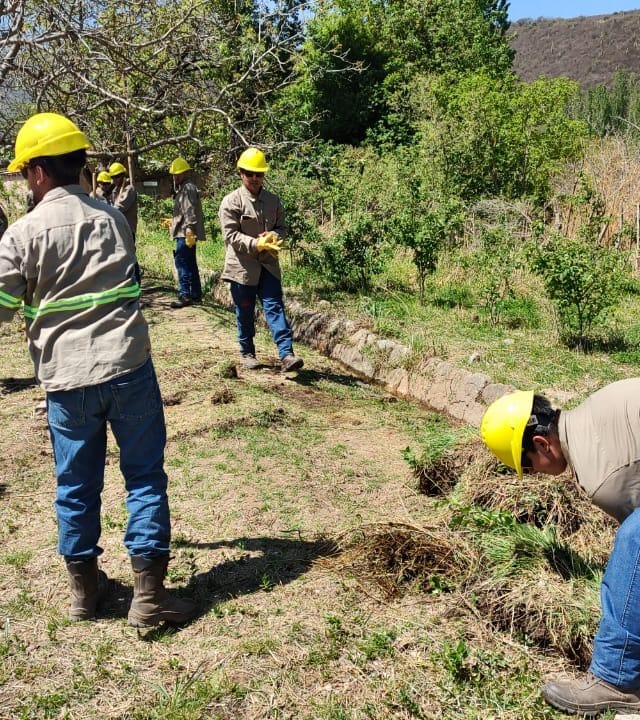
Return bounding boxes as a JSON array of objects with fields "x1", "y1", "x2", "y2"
[
  {"x1": 185, "y1": 228, "x2": 197, "y2": 248},
  {"x1": 256, "y1": 231, "x2": 283, "y2": 258},
  {"x1": 160, "y1": 217, "x2": 172, "y2": 229}
]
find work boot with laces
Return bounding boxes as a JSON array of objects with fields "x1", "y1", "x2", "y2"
[
  {"x1": 542, "y1": 672, "x2": 640, "y2": 716},
  {"x1": 66, "y1": 558, "x2": 109, "y2": 621},
  {"x1": 281, "y1": 354, "x2": 303, "y2": 372},
  {"x1": 170, "y1": 295, "x2": 192, "y2": 309},
  {"x1": 241, "y1": 353, "x2": 260, "y2": 369},
  {"x1": 128, "y1": 555, "x2": 198, "y2": 628}
]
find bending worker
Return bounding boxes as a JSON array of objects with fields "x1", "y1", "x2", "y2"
[
  {"x1": 481, "y1": 379, "x2": 640, "y2": 716},
  {"x1": 219, "y1": 147, "x2": 303, "y2": 372},
  {"x1": 0, "y1": 112, "x2": 196, "y2": 628},
  {"x1": 168, "y1": 157, "x2": 203, "y2": 308}
]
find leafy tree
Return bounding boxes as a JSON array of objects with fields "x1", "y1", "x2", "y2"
[
  {"x1": 529, "y1": 236, "x2": 628, "y2": 349},
  {"x1": 386, "y1": 199, "x2": 464, "y2": 303},
  {"x1": 1, "y1": 0, "x2": 309, "y2": 169},
  {"x1": 290, "y1": 0, "x2": 514, "y2": 146},
  {"x1": 285, "y1": 0, "x2": 389, "y2": 145},
  {"x1": 413, "y1": 73, "x2": 587, "y2": 202}
]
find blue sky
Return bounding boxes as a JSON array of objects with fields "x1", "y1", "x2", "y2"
[{"x1": 508, "y1": 0, "x2": 640, "y2": 20}]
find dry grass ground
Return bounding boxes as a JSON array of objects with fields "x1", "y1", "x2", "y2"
[{"x1": 0, "y1": 279, "x2": 614, "y2": 719}]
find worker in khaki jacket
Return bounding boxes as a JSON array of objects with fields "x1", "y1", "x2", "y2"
[
  {"x1": 167, "y1": 157, "x2": 204, "y2": 308},
  {"x1": 219, "y1": 147, "x2": 303, "y2": 372},
  {"x1": 109, "y1": 161, "x2": 140, "y2": 284},
  {"x1": 92, "y1": 170, "x2": 112, "y2": 203},
  {"x1": 481, "y1": 379, "x2": 640, "y2": 716},
  {"x1": 0, "y1": 112, "x2": 196, "y2": 628}
]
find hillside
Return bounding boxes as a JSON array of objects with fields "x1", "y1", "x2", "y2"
[{"x1": 510, "y1": 10, "x2": 640, "y2": 87}]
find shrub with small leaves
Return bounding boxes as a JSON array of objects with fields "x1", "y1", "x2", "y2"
[{"x1": 529, "y1": 235, "x2": 629, "y2": 350}]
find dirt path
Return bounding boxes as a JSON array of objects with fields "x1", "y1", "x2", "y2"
[{"x1": 2, "y1": 285, "x2": 487, "y2": 720}]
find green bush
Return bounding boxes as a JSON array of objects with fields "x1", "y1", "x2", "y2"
[
  {"x1": 494, "y1": 295, "x2": 540, "y2": 330},
  {"x1": 432, "y1": 283, "x2": 474, "y2": 309},
  {"x1": 529, "y1": 235, "x2": 630, "y2": 350},
  {"x1": 139, "y1": 195, "x2": 173, "y2": 225},
  {"x1": 304, "y1": 215, "x2": 388, "y2": 291},
  {"x1": 463, "y1": 228, "x2": 527, "y2": 326}
]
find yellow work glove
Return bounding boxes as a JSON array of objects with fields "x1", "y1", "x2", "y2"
[
  {"x1": 160, "y1": 217, "x2": 172, "y2": 229},
  {"x1": 256, "y1": 231, "x2": 282, "y2": 256},
  {"x1": 185, "y1": 228, "x2": 197, "y2": 248}
]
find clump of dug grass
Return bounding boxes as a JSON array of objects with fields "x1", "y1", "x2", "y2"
[
  {"x1": 407, "y1": 442, "x2": 483, "y2": 497},
  {"x1": 454, "y1": 445, "x2": 616, "y2": 560},
  {"x1": 329, "y1": 512, "x2": 603, "y2": 666},
  {"x1": 328, "y1": 521, "x2": 476, "y2": 598}
]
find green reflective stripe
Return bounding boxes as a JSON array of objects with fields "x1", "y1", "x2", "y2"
[
  {"x1": 0, "y1": 288, "x2": 22, "y2": 311},
  {"x1": 23, "y1": 283, "x2": 140, "y2": 320}
]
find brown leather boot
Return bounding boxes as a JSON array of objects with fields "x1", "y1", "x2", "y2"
[
  {"x1": 66, "y1": 558, "x2": 108, "y2": 621},
  {"x1": 543, "y1": 672, "x2": 640, "y2": 716},
  {"x1": 127, "y1": 555, "x2": 197, "y2": 628}
]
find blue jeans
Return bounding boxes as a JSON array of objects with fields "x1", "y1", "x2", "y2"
[
  {"x1": 230, "y1": 269, "x2": 294, "y2": 359},
  {"x1": 173, "y1": 238, "x2": 202, "y2": 300},
  {"x1": 590, "y1": 508, "x2": 640, "y2": 688},
  {"x1": 47, "y1": 358, "x2": 171, "y2": 560}
]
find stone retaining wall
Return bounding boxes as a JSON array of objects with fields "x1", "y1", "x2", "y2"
[{"x1": 210, "y1": 279, "x2": 512, "y2": 426}]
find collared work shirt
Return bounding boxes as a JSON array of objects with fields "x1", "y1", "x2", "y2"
[
  {"x1": 560, "y1": 378, "x2": 640, "y2": 522},
  {"x1": 110, "y1": 182, "x2": 138, "y2": 237},
  {"x1": 219, "y1": 185, "x2": 286, "y2": 286},
  {"x1": 0, "y1": 185, "x2": 149, "y2": 391},
  {"x1": 171, "y1": 180, "x2": 205, "y2": 241}
]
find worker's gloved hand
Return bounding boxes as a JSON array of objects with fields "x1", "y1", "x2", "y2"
[
  {"x1": 185, "y1": 229, "x2": 197, "y2": 248},
  {"x1": 160, "y1": 217, "x2": 172, "y2": 229},
  {"x1": 256, "y1": 231, "x2": 282, "y2": 256}
]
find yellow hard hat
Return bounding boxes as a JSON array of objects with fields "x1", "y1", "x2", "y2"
[
  {"x1": 8, "y1": 112, "x2": 91, "y2": 172},
  {"x1": 97, "y1": 171, "x2": 112, "y2": 183},
  {"x1": 109, "y1": 162, "x2": 127, "y2": 177},
  {"x1": 237, "y1": 147, "x2": 269, "y2": 173},
  {"x1": 169, "y1": 157, "x2": 191, "y2": 175},
  {"x1": 480, "y1": 390, "x2": 534, "y2": 479}
]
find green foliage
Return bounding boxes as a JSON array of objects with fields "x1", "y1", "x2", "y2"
[
  {"x1": 291, "y1": 4, "x2": 390, "y2": 144},
  {"x1": 355, "y1": 629, "x2": 396, "y2": 664},
  {"x1": 290, "y1": 0, "x2": 514, "y2": 146},
  {"x1": 138, "y1": 195, "x2": 173, "y2": 225},
  {"x1": 432, "y1": 283, "x2": 474, "y2": 309},
  {"x1": 497, "y1": 295, "x2": 541, "y2": 330},
  {"x1": 313, "y1": 214, "x2": 387, "y2": 291},
  {"x1": 414, "y1": 73, "x2": 588, "y2": 202},
  {"x1": 529, "y1": 235, "x2": 629, "y2": 350},
  {"x1": 434, "y1": 638, "x2": 471, "y2": 683},
  {"x1": 463, "y1": 229, "x2": 530, "y2": 326},
  {"x1": 579, "y1": 70, "x2": 640, "y2": 139},
  {"x1": 386, "y1": 199, "x2": 464, "y2": 302}
]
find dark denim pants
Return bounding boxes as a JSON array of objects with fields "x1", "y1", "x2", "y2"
[
  {"x1": 230, "y1": 268, "x2": 294, "y2": 359},
  {"x1": 46, "y1": 358, "x2": 171, "y2": 560},
  {"x1": 173, "y1": 237, "x2": 202, "y2": 300}
]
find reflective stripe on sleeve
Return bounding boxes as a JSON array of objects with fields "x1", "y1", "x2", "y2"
[
  {"x1": 23, "y1": 282, "x2": 140, "y2": 320},
  {"x1": 0, "y1": 288, "x2": 22, "y2": 311}
]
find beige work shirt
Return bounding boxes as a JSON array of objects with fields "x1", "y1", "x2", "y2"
[
  {"x1": 110, "y1": 182, "x2": 138, "y2": 237},
  {"x1": 0, "y1": 185, "x2": 149, "y2": 391},
  {"x1": 219, "y1": 185, "x2": 286, "y2": 286},
  {"x1": 559, "y1": 378, "x2": 640, "y2": 522},
  {"x1": 171, "y1": 180, "x2": 205, "y2": 241}
]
